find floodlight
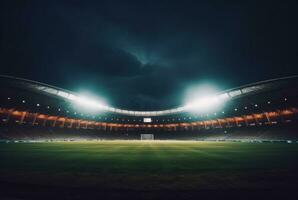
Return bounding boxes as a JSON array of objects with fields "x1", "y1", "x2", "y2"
[
  {"x1": 185, "y1": 94, "x2": 228, "y2": 113},
  {"x1": 183, "y1": 83, "x2": 230, "y2": 113},
  {"x1": 68, "y1": 93, "x2": 107, "y2": 112},
  {"x1": 75, "y1": 96, "x2": 105, "y2": 109}
]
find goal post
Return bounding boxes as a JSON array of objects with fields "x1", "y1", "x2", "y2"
[{"x1": 140, "y1": 134, "x2": 154, "y2": 140}]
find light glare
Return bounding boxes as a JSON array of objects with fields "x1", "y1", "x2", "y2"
[
  {"x1": 68, "y1": 94, "x2": 107, "y2": 112},
  {"x1": 185, "y1": 94, "x2": 229, "y2": 113},
  {"x1": 184, "y1": 84, "x2": 229, "y2": 113}
]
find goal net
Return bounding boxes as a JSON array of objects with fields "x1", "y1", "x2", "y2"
[{"x1": 140, "y1": 134, "x2": 154, "y2": 140}]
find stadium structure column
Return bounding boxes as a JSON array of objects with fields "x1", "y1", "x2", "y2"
[
  {"x1": 243, "y1": 115, "x2": 249, "y2": 127},
  {"x1": 19, "y1": 111, "x2": 27, "y2": 124},
  {"x1": 69, "y1": 119, "x2": 74, "y2": 128},
  {"x1": 226, "y1": 119, "x2": 231, "y2": 128},
  {"x1": 252, "y1": 114, "x2": 259, "y2": 125},
  {"x1": 217, "y1": 119, "x2": 222, "y2": 128},
  {"x1": 32, "y1": 113, "x2": 38, "y2": 125},
  {"x1": 211, "y1": 121, "x2": 215, "y2": 129},
  {"x1": 77, "y1": 120, "x2": 81, "y2": 129},
  {"x1": 42, "y1": 115, "x2": 48, "y2": 126},
  {"x1": 264, "y1": 112, "x2": 271, "y2": 124},
  {"x1": 60, "y1": 118, "x2": 66, "y2": 128},
  {"x1": 203, "y1": 121, "x2": 207, "y2": 129},
  {"x1": 5, "y1": 109, "x2": 14, "y2": 123},
  {"x1": 234, "y1": 117, "x2": 239, "y2": 127},
  {"x1": 52, "y1": 117, "x2": 58, "y2": 127}
]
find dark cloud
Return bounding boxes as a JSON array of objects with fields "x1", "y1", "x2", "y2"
[{"x1": 0, "y1": 0, "x2": 297, "y2": 109}]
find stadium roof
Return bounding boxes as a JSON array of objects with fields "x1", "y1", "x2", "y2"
[{"x1": 0, "y1": 75, "x2": 298, "y2": 116}]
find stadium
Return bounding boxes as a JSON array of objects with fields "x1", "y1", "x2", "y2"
[
  {"x1": 1, "y1": 1, "x2": 298, "y2": 199},
  {"x1": 1, "y1": 75, "x2": 298, "y2": 141},
  {"x1": 1, "y1": 75, "x2": 298, "y2": 199}
]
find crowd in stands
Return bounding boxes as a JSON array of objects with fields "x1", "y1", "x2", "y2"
[{"x1": 1, "y1": 123, "x2": 298, "y2": 142}]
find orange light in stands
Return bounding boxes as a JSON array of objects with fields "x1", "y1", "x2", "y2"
[
  {"x1": 268, "y1": 112, "x2": 278, "y2": 117},
  {"x1": 235, "y1": 117, "x2": 244, "y2": 121},
  {"x1": 38, "y1": 115, "x2": 46, "y2": 119},
  {"x1": 254, "y1": 114, "x2": 263, "y2": 119},
  {"x1": 282, "y1": 110, "x2": 293, "y2": 115},
  {"x1": 0, "y1": 107, "x2": 297, "y2": 130},
  {"x1": 246, "y1": 115, "x2": 254, "y2": 120},
  {"x1": 12, "y1": 111, "x2": 22, "y2": 116}
]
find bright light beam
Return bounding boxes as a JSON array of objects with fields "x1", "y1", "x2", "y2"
[
  {"x1": 185, "y1": 93, "x2": 229, "y2": 113},
  {"x1": 67, "y1": 94, "x2": 107, "y2": 111}
]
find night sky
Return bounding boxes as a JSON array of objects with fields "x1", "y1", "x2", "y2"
[{"x1": 1, "y1": 0, "x2": 297, "y2": 110}]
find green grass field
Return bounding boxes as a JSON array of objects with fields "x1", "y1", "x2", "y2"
[{"x1": 1, "y1": 141, "x2": 298, "y2": 199}]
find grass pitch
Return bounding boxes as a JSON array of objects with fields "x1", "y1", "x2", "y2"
[{"x1": 1, "y1": 141, "x2": 298, "y2": 199}]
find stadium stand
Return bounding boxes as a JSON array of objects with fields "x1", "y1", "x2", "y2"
[{"x1": 0, "y1": 75, "x2": 297, "y2": 142}]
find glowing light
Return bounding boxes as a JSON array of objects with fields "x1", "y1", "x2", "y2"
[
  {"x1": 185, "y1": 94, "x2": 228, "y2": 113},
  {"x1": 144, "y1": 118, "x2": 152, "y2": 123},
  {"x1": 76, "y1": 96, "x2": 104, "y2": 108},
  {"x1": 184, "y1": 84, "x2": 229, "y2": 114},
  {"x1": 68, "y1": 94, "x2": 107, "y2": 112}
]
